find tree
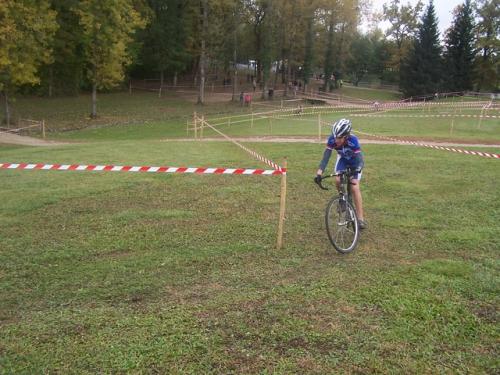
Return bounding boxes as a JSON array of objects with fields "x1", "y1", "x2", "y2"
[
  {"x1": 39, "y1": 0, "x2": 86, "y2": 97},
  {"x1": 400, "y1": 1, "x2": 442, "y2": 97},
  {"x1": 382, "y1": 0, "x2": 423, "y2": 82},
  {"x1": 318, "y1": 0, "x2": 360, "y2": 91},
  {"x1": 74, "y1": 0, "x2": 146, "y2": 118},
  {"x1": 244, "y1": 0, "x2": 277, "y2": 99},
  {"x1": 273, "y1": 0, "x2": 309, "y2": 97},
  {"x1": 302, "y1": 3, "x2": 316, "y2": 92},
  {"x1": 346, "y1": 34, "x2": 374, "y2": 86},
  {"x1": 139, "y1": 0, "x2": 192, "y2": 94},
  {"x1": 443, "y1": 0, "x2": 476, "y2": 92},
  {"x1": 0, "y1": 0, "x2": 57, "y2": 125},
  {"x1": 197, "y1": 0, "x2": 208, "y2": 104},
  {"x1": 474, "y1": 0, "x2": 499, "y2": 91}
]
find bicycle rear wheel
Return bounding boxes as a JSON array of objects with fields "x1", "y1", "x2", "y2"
[{"x1": 325, "y1": 197, "x2": 359, "y2": 253}]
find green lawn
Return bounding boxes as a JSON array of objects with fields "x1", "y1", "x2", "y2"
[
  {"x1": 1, "y1": 91, "x2": 499, "y2": 372},
  {"x1": 1, "y1": 135, "x2": 499, "y2": 372}
]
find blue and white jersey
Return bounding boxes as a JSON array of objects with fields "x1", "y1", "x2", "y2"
[{"x1": 326, "y1": 134, "x2": 362, "y2": 160}]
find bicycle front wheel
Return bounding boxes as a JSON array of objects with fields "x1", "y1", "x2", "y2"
[{"x1": 325, "y1": 197, "x2": 359, "y2": 254}]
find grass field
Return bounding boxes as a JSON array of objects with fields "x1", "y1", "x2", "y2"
[{"x1": 1, "y1": 90, "x2": 499, "y2": 373}]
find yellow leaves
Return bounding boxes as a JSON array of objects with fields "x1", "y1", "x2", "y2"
[
  {"x1": 0, "y1": 0, "x2": 57, "y2": 88},
  {"x1": 75, "y1": 0, "x2": 146, "y2": 89}
]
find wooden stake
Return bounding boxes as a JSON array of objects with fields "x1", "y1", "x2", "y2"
[
  {"x1": 318, "y1": 113, "x2": 321, "y2": 141},
  {"x1": 477, "y1": 108, "x2": 484, "y2": 129},
  {"x1": 251, "y1": 112, "x2": 254, "y2": 128},
  {"x1": 276, "y1": 158, "x2": 287, "y2": 250},
  {"x1": 200, "y1": 115, "x2": 204, "y2": 138},
  {"x1": 42, "y1": 120, "x2": 46, "y2": 139},
  {"x1": 194, "y1": 112, "x2": 198, "y2": 139}
]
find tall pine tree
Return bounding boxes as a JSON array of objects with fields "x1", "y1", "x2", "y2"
[
  {"x1": 400, "y1": 0, "x2": 442, "y2": 98},
  {"x1": 443, "y1": 0, "x2": 475, "y2": 92}
]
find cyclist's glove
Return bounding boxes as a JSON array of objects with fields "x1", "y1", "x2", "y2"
[{"x1": 314, "y1": 175, "x2": 322, "y2": 185}]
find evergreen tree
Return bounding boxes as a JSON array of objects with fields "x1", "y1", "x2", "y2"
[
  {"x1": 443, "y1": 0, "x2": 475, "y2": 92},
  {"x1": 400, "y1": 0, "x2": 442, "y2": 97}
]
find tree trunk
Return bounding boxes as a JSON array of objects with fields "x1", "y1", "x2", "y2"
[
  {"x1": 3, "y1": 91, "x2": 10, "y2": 127},
  {"x1": 49, "y1": 67, "x2": 53, "y2": 97},
  {"x1": 197, "y1": 0, "x2": 208, "y2": 105},
  {"x1": 286, "y1": 55, "x2": 292, "y2": 97},
  {"x1": 91, "y1": 83, "x2": 97, "y2": 118},
  {"x1": 231, "y1": 16, "x2": 238, "y2": 102},
  {"x1": 159, "y1": 70, "x2": 164, "y2": 97},
  {"x1": 323, "y1": 13, "x2": 335, "y2": 91}
]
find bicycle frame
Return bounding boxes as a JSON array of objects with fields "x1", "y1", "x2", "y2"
[
  {"x1": 316, "y1": 167, "x2": 357, "y2": 205},
  {"x1": 316, "y1": 167, "x2": 360, "y2": 253}
]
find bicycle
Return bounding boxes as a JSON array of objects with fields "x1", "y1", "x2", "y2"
[{"x1": 315, "y1": 167, "x2": 360, "y2": 253}]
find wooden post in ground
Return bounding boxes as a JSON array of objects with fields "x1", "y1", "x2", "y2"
[
  {"x1": 194, "y1": 112, "x2": 198, "y2": 139},
  {"x1": 477, "y1": 108, "x2": 485, "y2": 129},
  {"x1": 318, "y1": 114, "x2": 321, "y2": 141},
  {"x1": 42, "y1": 120, "x2": 46, "y2": 139},
  {"x1": 198, "y1": 115, "x2": 201, "y2": 140},
  {"x1": 450, "y1": 107, "x2": 456, "y2": 135},
  {"x1": 276, "y1": 158, "x2": 287, "y2": 250},
  {"x1": 251, "y1": 112, "x2": 254, "y2": 128},
  {"x1": 186, "y1": 119, "x2": 189, "y2": 136},
  {"x1": 129, "y1": 80, "x2": 132, "y2": 95}
]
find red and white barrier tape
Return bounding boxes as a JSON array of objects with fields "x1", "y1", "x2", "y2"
[
  {"x1": 354, "y1": 131, "x2": 500, "y2": 159},
  {"x1": 351, "y1": 113, "x2": 498, "y2": 119},
  {"x1": 197, "y1": 117, "x2": 285, "y2": 172},
  {"x1": 0, "y1": 162, "x2": 286, "y2": 175}
]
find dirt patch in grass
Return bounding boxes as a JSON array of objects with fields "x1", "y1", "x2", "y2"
[{"x1": 0, "y1": 132, "x2": 70, "y2": 146}]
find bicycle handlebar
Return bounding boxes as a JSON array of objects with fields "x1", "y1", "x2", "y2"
[
  {"x1": 315, "y1": 174, "x2": 334, "y2": 190},
  {"x1": 315, "y1": 167, "x2": 362, "y2": 190}
]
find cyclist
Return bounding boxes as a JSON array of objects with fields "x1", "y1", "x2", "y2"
[{"x1": 314, "y1": 118, "x2": 367, "y2": 229}]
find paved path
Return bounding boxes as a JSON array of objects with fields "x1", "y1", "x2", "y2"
[
  {"x1": 1, "y1": 132, "x2": 498, "y2": 149},
  {"x1": 0, "y1": 132, "x2": 69, "y2": 146},
  {"x1": 161, "y1": 136, "x2": 500, "y2": 148}
]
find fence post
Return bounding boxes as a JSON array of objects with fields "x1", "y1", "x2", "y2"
[
  {"x1": 318, "y1": 114, "x2": 321, "y2": 142},
  {"x1": 276, "y1": 158, "x2": 287, "y2": 250},
  {"x1": 477, "y1": 108, "x2": 484, "y2": 129},
  {"x1": 129, "y1": 80, "x2": 132, "y2": 95},
  {"x1": 194, "y1": 112, "x2": 198, "y2": 139},
  {"x1": 251, "y1": 112, "x2": 254, "y2": 128},
  {"x1": 42, "y1": 120, "x2": 46, "y2": 139},
  {"x1": 201, "y1": 115, "x2": 204, "y2": 138}
]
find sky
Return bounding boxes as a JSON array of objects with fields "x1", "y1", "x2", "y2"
[{"x1": 364, "y1": 0, "x2": 465, "y2": 36}]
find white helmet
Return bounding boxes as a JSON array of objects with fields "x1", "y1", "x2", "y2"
[{"x1": 332, "y1": 118, "x2": 352, "y2": 137}]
